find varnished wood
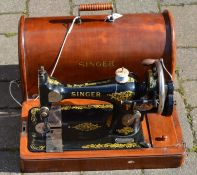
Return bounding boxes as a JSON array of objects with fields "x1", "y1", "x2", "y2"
[
  {"x1": 162, "y1": 10, "x2": 176, "y2": 80},
  {"x1": 18, "y1": 15, "x2": 28, "y2": 100},
  {"x1": 18, "y1": 11, "x2": 176, "y2": 100},
  {"x1": 21, "y1": 155, "x2": 184, "y2": 172},
  {"x1": 141, "y1": 115, "x2": 150, "y2": 145},
  {"x1": 147, "y1": 113, "x2": 178, "y2": 147},
  {"x1": 19, "y1": 10, "x2": 184, "y2": 172},
  {"x1": 20, "y1": 100, "x2": 185, "y2": 172}
]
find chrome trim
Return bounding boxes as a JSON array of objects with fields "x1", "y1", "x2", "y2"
[{"x1": 155, "y1": 60, "x2": 166, "y2": 114}]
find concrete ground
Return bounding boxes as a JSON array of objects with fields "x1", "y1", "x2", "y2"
[{"x1": 0, "y1": 0, "x2": 196, "y2": 174}]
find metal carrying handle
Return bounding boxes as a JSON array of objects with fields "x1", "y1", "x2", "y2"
[{"x1": 78, "y1": 3, "x2": 114, "y2": 22}]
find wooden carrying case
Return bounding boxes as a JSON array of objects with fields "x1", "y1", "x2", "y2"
[{"x1": 18, "y1": 4, "x2": 185, "y2": 172}]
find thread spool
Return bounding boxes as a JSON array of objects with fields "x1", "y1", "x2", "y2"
[{"x1": 115, "y1": 67, "x2": 129, "y2": 83}]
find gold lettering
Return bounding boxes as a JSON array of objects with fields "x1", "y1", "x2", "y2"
[
  {"x1": 102, "y1": 61, "x2": 108, "y2": 67},
  {"x1": 71, "y1": 92, "x2": 76, "y2": 97},
  {"x1": 71, "y1": 92, "x2": 101, "y2": 98},
  {"x1": 85, "y1": 82, "x2": 97, "y2": 86},
  {"x1": 91, "y1": 92, "x2": 95, "y2": 97},
  {"x1": 80, "y1": 92, "x2": 85, "y2": 96},
  {"x1": 78, "y1": 61, "x2": 85, "y2": 67},
  {"x1": 78, "y1": 61, "x2": 115, "y2": 68},
  {"x1": 85, "y1": 92, "x2": 90, "y2": 97},
  {"x1": 96, "y1": 92, "x2": 101, "y2": 97},
  {"x1": 89, "y1": 62, "x2": 95, "y2": 67},
  {"x1": 96, "y1": 62, "x2": 102, "y2": 67},
  {"x1": 109, "y1": 61, "x2": 114, "y2": 67}
]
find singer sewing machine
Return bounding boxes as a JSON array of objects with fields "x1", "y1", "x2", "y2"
[
  {"x1": 27, "y1": 59, "x2": 174, "y2": 152},
  {"x1": 19, "y1": 5, "x2": 185, "y2": 172}
]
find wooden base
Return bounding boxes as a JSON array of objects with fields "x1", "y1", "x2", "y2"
[{"x1": 20, "y1": 100, "x2": 185, "y2": 172}]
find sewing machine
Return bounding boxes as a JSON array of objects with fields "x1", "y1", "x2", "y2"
[
  {"x1": 27, "y1": 59, "x2": 174, "y2": 152},
  {"x1": 19, "y1": 5, "x2": 185, "y2": 171}
]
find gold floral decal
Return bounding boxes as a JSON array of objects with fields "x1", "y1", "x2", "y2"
[
  {"x1": 72, "y1": 122, "x2": 101, "y2": 132},
  {"x1": 116, "y1": 127, "x2": 134, "y2": 135},
  {"x1": 30, "y1": 137, "x2": 45, "y2": 151},
  {"x1": 31, "y1": 108, "x2": 40, "y2": 124},
  {"x1": 107, "y1": 91, "x2": 134, "y2": 102},
  {"x1": 61, "y1": 104, "x2": 113, "y2": 110},
  {"x1": 30, "y1": 144, "x2": 46, "y2": 151},
  {"x1": 82, "y1": 142, "x2": 138, "y2": 149},
  {"x1": 47, "y1": 77, "x2": 61, "y2": 85},
  {"x1": 66, "y1": 80, "x2": 111, "y2": 88}
]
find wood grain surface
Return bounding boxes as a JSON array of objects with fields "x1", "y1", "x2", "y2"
[
  {"x1": 20, "y1": 100, "x2": 185, "y2": 172},
  {"x1": 18, "y1": 11, "x2": 176, "y2": 100}
]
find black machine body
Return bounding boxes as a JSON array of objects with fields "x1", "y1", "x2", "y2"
[{"x1": 28, "y1": 59, "x2": 174, "y2": 152}]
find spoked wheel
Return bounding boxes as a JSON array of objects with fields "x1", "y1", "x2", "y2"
[{"x1": 142, "y1": 59, "x2": 174, "y2": 116}]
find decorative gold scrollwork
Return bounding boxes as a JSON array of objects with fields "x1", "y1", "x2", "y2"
[
  {"x1": 107, "y1": 91, "x2": 134, "y2": 101},
  {"x1": 30, "y1": 144, "x2": 46, "y2": 151},
  {"x1": 72, "y1": 122, "x2": 101, "y2": 132},
  {"x1": 47, "y1": 77, "x2": 61, "y2": 85},
  {"x1": 61, "y1": 104, "x2": 113, "y2": 110},
  {"x1": 116, "y1": 127, "x2": 134, "y2": 135},
  {"x1": 82, "y1": 142, "x2": 138, "y2": 149},
  {"x1": 30, "y1": 108, "x2": 39, "y2": 124},
  {"x1": 30, "y1": 137, "x2": 45, "y2": 151}
]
